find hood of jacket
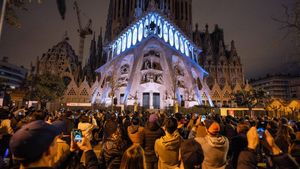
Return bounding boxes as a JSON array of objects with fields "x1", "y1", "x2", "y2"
[
  {"x1": 128, "y1": 125, "x2": 139, "y2": 134},
  {"x1": 206, "y1": 135, "x2": 227, "y2": 148},
  {"x1": 161, "y1": 131, "x2": 182, "y2": 150}
]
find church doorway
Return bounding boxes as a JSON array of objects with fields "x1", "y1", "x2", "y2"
[
  {"x1": 143, "y1": 93, "x2": 150, "y2": 109},
  {"x1": 153, "y1": 93, "x2": 160, "y2": 109}
]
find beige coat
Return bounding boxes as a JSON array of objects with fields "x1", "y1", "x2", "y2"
[{"x1": 155, "y1": 131, "x2": 183, "y2": 169}]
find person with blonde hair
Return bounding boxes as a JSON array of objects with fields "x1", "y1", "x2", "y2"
[{"x1": 120, "y1": 144, "x2": 147, "y2": 169}]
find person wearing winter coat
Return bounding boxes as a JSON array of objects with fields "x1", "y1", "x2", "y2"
[
  {"x1": 78, "y1": 115, "x2": 97, "y2": 141},
  {"x1": 188, "y1": 115, "x2": 207, "y2": 139},
  {"x1": 155, "y1": 117, "x2": 183, "y2": 169},
  {"x1": 237, "y1": 127, "x2": 300, "y2": 169},
  {"x1": 143, "y1": 114, "x2": 165, "y2": 169},
  {"x1": 127, "y1": 116, "x2": 145, "y2": 145},
  {"x1": 99, "y1": 120, "x2": 126, "y2": 169},
  {"x1": 9, "y1": 120, "x2": 99, "y2": 169},
  {"x1": 195, "y1": 119, "x2": 229, "y2": 169},
  {"x1": 229, "y1": 122, "x2": 249, "y2": 169}
]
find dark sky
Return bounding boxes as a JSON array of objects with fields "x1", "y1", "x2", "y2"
[{"x1": 0, "y1": 0, "x2": 298, "y2": 79}]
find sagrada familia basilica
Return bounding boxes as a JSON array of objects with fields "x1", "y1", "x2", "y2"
[{"x1": 31, "y1": 0, "x2": 250, "y2": 109}]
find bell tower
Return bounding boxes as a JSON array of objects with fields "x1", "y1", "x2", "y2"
[{"x1": 105, "y1": 0, "x2": 193, "y2": 43}]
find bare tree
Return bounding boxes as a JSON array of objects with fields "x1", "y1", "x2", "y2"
[
  {"x1": 273, "y1": 1, "x2": 300, "y2": 34},
  {"x1": 273, "y1": 1, "x2": 300, "y2": 74}
]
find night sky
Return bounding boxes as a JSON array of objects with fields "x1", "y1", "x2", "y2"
[{"x1": 0, "y1": 0, "x2": 298, "y2": 79}]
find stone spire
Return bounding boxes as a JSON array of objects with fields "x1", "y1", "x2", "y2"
[
  {"x1": 148, "y1": 0, "x2": 158, "y2": 11},
  {"x1": 104, "y1": 0, "x2": 113, "y2": 43},
  {"x1": 83, "y1": 31, "x2": 97, "y2": 82},
  {"x1": 218, "y1": 40, "x2": 224, "y2": 56},
  {"x1": 97, "y1": 27, "x2": 105, "y2": 67},
  {"x1": 203, "y1": 24, "x2": 212, "y2": 55},
  {"x1": 135, "y1": 0, "x2": 143, "y2": 18},
  {"x1": 193, "y1": 23, "x2": 202, "y2": 47},
  {"x1": 230, "y1": 40, "x2": 237, "y2": 56},
  {"x1": 205, "y1": 24, "x2": 209, "y2": 34}
]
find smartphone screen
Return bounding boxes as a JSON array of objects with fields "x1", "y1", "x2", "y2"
[
  {"x1": 72, "y1": 129, "x2": 83, "y2": 142},
  {"x1": 257, "y1": 128, "x2": 265, "y2": 139},
  {"x1": 201, "y1": 115, "x2": 206, "y2": 122}
]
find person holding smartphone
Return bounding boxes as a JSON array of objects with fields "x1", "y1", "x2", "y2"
[
  {"x1": 188, "y1": 115, "x2": 207, "y2": 138},
  {"x1": 9, "y1": 120, "x2": 99, "y2": 169},
  {"x1": 237, "y1": 127, "x2": 300, "y2": 169}
]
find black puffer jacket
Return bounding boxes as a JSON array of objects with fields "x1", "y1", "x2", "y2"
[{"x1": 143, "y1": 122, "x2": 164, "y2": 162}]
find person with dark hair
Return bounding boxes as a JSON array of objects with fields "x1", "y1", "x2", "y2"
[
  {"x1": 127, "y1": 116, "x2": 145, "y2": 145},
  {"x1": 188, "y1": 115, "x2": 207, "y2": 138},
  {"x1": 223, "y1": 115, "x2": 237, "y2": 141},
  {"x1": 267, "y1": 120, "x2": 278, "y2": 137},
  {"x1": 120, "y1": 144, "x2": 147, "y2": 169},
  {"x1": 143, "y1": 113, "x2": 164, "y2": 169},
  {"x1": 9, "y1": 120, "x2": 98, "y2": 169},
  {"x1": 78, "y1": 114, "x2": 97, "y2": 141},
  {"x1": 51, "y1": 120, "x2": 70, "y2": 163},
  {"x1": 229, "y1": 121, "x2": 250, "y2": 169},
  {"x1": 195, "y1": 119, "x2": 229, "y2": 169},
  {"x1": 99, "y1": 119, "x2": 126, "y2": 169},
  {"x1": 290, "y1": 132, "x2": 300, "y2": 164},
  {"x1": 155, "y1": 117, "x2": 183, "y2": 169},
  {"x1": 275, "y1": 124, "x2": 292, "y2": 153}
]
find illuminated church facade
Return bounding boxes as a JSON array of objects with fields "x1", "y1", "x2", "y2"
[
  {"x1": 33, "y1": 0, "x2": 250, "y2": 109},
  {"x1": 94, "y1": 10, "x2": 213, "y2": 109}
]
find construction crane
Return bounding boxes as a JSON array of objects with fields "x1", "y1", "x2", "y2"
[{"x1": 73, "y1": 1, "x2": 93, "y2": 66}]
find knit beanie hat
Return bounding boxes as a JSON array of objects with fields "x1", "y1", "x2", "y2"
[
  {"x1": 205, "y1": 119, "x2": 220, "y2": 135},
  {"x1": 149, "y1": 114, "x2": 158, "y2": 123}
]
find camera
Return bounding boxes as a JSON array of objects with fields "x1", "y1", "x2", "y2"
[{"x1": 72, "y1": 129, "x2": 83, "y2": 142}]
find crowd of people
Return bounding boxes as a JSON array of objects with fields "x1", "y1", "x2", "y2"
[{"x1": 0, "y1": 106, "x2": 299, "y2": 169}]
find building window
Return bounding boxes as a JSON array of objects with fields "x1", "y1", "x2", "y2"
[
  {"x1": 184, "y1": 41, "x2": 189, "y2": 57},
  {"x1": 117, "y1": 40, "x2": 121, "y2": 55},
  {"x1": 174, "y1": 32, "x2": 179, "y2": 50},
  {"x1": 180, "y1": 37, "x2": 184, "y2": 53},
  {"x1": 169, "y1": 27, "x2": 174, "y2": 46},
  {"x1": 127, "y1": 29, "x2": 132, "y2": 48},
  {"x1": 143, "y1": 93, "x2": 150, "y2": 109},
  {"x1": 138, "y1": 22, "x2": 143, "y2": 41},
  {"x1": 163, "y1": 22, "x2": 168, "y2": 42},
  {"x1": 157, "y1": 18, "x2": 162, "y2": 38},
  {"x1": 132, "y1": 26, "x2": 138, "y2": 45},
  {"x1": 122, "y1": 35, "x2": 127, "y2": 52},
  {"x1": 144, "y1": 18, "x2": 149, "y2": 37}
]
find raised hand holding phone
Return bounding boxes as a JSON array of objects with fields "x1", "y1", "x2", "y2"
[{"x1": 72, "y1": 129, "x2": 83, "y2": 142}]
